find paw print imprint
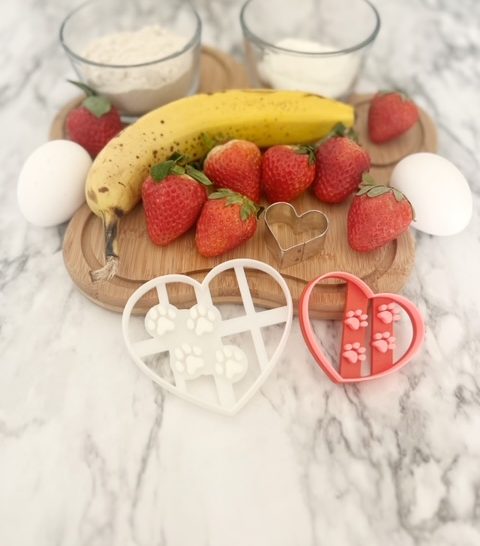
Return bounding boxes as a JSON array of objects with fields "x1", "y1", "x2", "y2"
[
  {"x1": 344, "y1": 309, "x2": 368, "y2": 330},
  {"x1": 342, "y1": 342, "x2": 366, "y2": 364},
  {"x1": 173, "y1": 343, "x2": 206, "y2": 378},
  {"x1": 372, "y1": 332, "x2": 396, "y2": 354},
  {"x1": 214, "y1": 345, "x2": 247, "y2": 382},
  {"x1": 145, "y1": 304, "x2": 177, "y2": 336},
  {"x1": 186, "y1": 304, "x2": 217, "y2": 335},
  {"x1": 377, "y1": 303, "x2": 401, "y2": 325}
]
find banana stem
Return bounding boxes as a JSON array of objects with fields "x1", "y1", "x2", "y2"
[{"x1": 90, "y1": 211, "x2": 120, "y2": 282}]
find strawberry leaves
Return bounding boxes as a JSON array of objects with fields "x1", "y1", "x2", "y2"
[
  {"x1": 295, "y1": 145, "x2": 316, "y2": 165},
  {"x1": 201, "y1": 133, "x2": 231, "y2": 153},
  {"x1": 209, "y1": 188, "x2": 259, "y2": 221},
  {"x1": 151, "y1": 154, "x2": 213, "y2": 186},
  {"x1": 317, "y1": 122, "x2": 359, "y2": 146},
  {"x1": 392, "y1": 188, "x2": 405, "y2": 202},
  {"x1": 68, "y1": 79, "x2": 112, "y2": 118},
  {"x1": 151, "y1": 161, "x2": 177, "y2": 181},
  {"x1": 357, "y1": 174, "x2": 407, "y2": 200},
  {"x1": 356, "y1": 175, "x2": 416, "y2": 218},
  {"x1": 185, "y1": 165, "x2": 213, "y2": 186},
  {"x1": 83, "y1": 96, "x2": 111, "y2": 117}
]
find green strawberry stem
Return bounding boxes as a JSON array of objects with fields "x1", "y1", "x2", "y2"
[
  {"x1": 67, "y1": 79, "x2": 97, "y2": 97},
  {"x1": 151, "y1": 161, "x2": 176, "y2": 181},
  {"x1": 356, "y1": 177, "x2": 416, "y2": 219},
  {"x1": 295, "y1": 144, "x2": 316, "y2": 165},
  {"x1": 201, "y1": 133, "x2": 218, "y2": 152},
  {"x1": 184, "y1": 165, "x2": 213, "y2": 186},
  {"x1": 316, "y1": 122, "x2": 359, "y2": 146},
  {"x1": 67, "y1": 79, "x2": 111, "y2": 118},
  {"x1": 168, "y1": 151, "x2": 186, "y2": 164},
  {"x1": 209, "y1": 188, "x2": 259, "y2": 221},
  {"x1": 360, "y1": 173, "x2": 377, "y2": 187},
  {"x1": 150, "y1": 158, "x2": 213, "y2": 186},
  {"x1": 201, "y1": 133, "x2": 232, "y2": 155}
]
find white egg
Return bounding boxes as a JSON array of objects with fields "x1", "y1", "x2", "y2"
[
  {"x1": 17, "y1": 140, "x2": 92, "y2": 227},
  {"x1": 390, "y1": 153, "x2": 472, "y2": 236}
]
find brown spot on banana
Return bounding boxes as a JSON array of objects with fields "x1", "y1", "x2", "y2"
[{"x1": 87, "y1": 189, "x2": 97, "y2": 203}]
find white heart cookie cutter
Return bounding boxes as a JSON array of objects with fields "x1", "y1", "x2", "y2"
[{"x1": 122, "y1": 259, "x2": 293, "y2": 415}]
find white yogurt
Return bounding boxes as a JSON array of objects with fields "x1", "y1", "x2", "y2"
[{"x1": 259, "y1": 37, "x2": 361, "y2": 98}]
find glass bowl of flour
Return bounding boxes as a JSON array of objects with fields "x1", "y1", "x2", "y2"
[
  {"x1": 240, "y1": 0, "x2": 380, "y2": 99},
  {"x1": 60, "y1": 0, "x2": 201, "y2": 117}
]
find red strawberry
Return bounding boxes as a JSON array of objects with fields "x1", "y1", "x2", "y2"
[
  {"x1": 66, "y1": 80, "x2": 122, "y2": 157},
  {"x1": 347, "y1": 181, "x2": 414, "y2": 252},
  {"x1": 142, "y1": 158, "x2": 211, "y2": 246},
  {"x1": 368, "y1": 91, "x2": 419, "y2": 144},
  {"x1": 313, "y1": 128, "x2": 371, "y2": 204},
  {"x1": 203, "y1": 139, "x2": 261, "y2": 202},
  {"x1": 261, "y1": 145, "x2": 316, "y2": 203},
  {"x1": 195, "y1": 189, "x2": 259, "y2": 257}
]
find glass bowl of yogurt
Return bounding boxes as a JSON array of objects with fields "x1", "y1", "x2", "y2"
[
  {"x1": 240, "y1": 0, "x2": 380, "y2": 99},
  {"x1": 60, "y1": 0, "x2": 201, "y2": 117}
]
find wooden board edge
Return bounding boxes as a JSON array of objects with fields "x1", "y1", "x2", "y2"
[{"x1": 63, "y1": 204, "x2": 416, "y2": 319}]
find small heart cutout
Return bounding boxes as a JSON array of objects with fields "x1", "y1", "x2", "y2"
[
  {"x1": 299, "y1": 272, "x2": 424, "y2": 383},
  {"x1": 264, "y1": 202, "x2": 328, "y2": 268}
]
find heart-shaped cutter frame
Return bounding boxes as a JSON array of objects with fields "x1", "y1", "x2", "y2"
[
  {"x1": 299, "y1": 271, "x2": 425, "y2": 383},
  {"x1": 122, "y1": 259, "x2": 293, "y2": 415},
  {"x1": 264, "y1": 202, "x2": 329, "y2": 269}
]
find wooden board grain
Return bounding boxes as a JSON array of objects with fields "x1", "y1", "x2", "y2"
[{"x1": 58, "y1": 49, "x2": 437, "y2": 318}]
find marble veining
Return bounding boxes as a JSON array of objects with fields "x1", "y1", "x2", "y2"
[{"x1": 1, "y1": 0, "x2": 480, "y2": 544}]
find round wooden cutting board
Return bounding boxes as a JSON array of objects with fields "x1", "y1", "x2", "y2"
[{"x1": 57, "y1": 48, "x2": 437, "y2": 318}]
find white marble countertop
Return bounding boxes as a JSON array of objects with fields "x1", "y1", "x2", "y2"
[{"x1": 1, "y1": 0, "x2": 480, "y2": 544}]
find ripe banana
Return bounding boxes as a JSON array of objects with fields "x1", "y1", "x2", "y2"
[{"x1": 86, "y1": 89, "x2": 354, "y2": 281}]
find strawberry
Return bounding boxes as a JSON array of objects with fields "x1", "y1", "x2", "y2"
[
  {"x1": 368, "y1": 91, "x2": 419, "y2": 144},
  {"x1": 313, "y1": 126, "x2": 371, "y2": 204},
  {"x1": 347, "y1": 180, "x2": 414, "y2": 252},
  {"x1": 261, "y1": 145, "x2": 316, "y2": 203},
  {"x1": 195, "y1": 189, "x2": 260, "y2": 257},
  {"x1": 203, "y1": 139, "x2": 261, "y2": 202},
  {"x1": 142, "y1": 157, "x2": 211, "y2": 246},
  {"x1": 65, "y1": 80, "x2": 123, "y2": 157}
]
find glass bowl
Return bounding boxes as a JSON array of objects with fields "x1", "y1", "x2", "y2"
[
  {"x1": 240, "y1": 0, "x2": 380, "y2": 99},
  {"x1": 60, "y1": 0, "x2": 201, "y2": 117}
]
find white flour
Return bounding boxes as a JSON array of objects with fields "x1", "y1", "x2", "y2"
[
  {"x1": 82, "y1": 25, "x2": 196, "y2": 115},
  {"x1": 259, "y1": 37, "x2": 360, "y2": 98}
]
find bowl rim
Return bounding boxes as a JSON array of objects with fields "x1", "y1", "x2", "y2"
[
  {"x1": 240, "y1": 0, "x2": 381, "y2": 56},
  {"x1": 59, "y1": 0, "x2": 202, "y2": 68}
]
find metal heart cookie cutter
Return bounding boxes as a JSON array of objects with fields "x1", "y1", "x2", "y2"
[{"x1": 263, "y1": 202, "x2": 329, "y2": 269}]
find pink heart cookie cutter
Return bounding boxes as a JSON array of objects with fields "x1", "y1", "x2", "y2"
[{"x1": 299, "y1": 272, "x2": 425, "y2": 383}]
